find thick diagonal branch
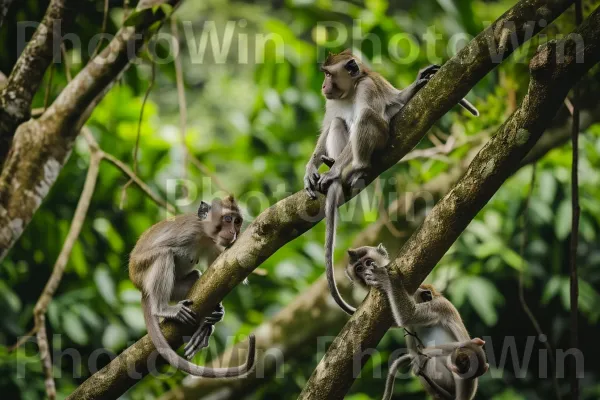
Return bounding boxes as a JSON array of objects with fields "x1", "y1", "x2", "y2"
[
  {"x1": 299, "y1": 8, "x2": 600, "y2": 399},
  {"x1": 67, "y1": 1, "x2": 575, "y2": 398},
  {"x1": 0, "y1": 0, "x2": 77, "y2": 163},
  {"x1": 0, "y1": 0, "x2": 183, "y2": 261}
]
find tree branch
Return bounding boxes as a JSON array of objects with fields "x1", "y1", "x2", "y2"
[
  {"x1": 66, "y1": 1, "x2": 576, "y2": 398},
  {"x1": 299, "y1": 9, "x2": 600, "y2": 399},
  {"x1": 0, "y1": 0, "x2": 184, "y2": 262},
  {"x1": 0, "y1": 0, "x2": 77, "y2": 164}
]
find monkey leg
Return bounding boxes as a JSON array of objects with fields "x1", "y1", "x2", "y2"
[
  {"x1": 347, "y1": 108, "x2": 388, "y2": 188},
  {"x1": 149, "y1": 254, "x2": 197, "y2": 325},
  {"x1": 171, "y1": 270, "x2": 201, "y2": 302}
]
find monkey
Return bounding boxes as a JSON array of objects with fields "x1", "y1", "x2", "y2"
[
  {"x1": 129, "y1": 195, "x2": 256, "y2": 377},
  {"x1": 305, "y1": 50, "x2": 479, "y2": 316},
  {"x1": 345, "y1": 244, "x2": 488, "y2": 400}
]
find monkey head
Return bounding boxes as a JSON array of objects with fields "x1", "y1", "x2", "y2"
[
  {"x1": 209, "y1": 195, "x2": 243, "y2": 247},
  {"x1": 345, "y1": 243, "x2": 390, "y2": 288},
  {"x1": 414, "y1": 283, "x2": 442, "y2": 304},
  {"x1": 320, "y1": 49, "x2": 365, "y2": 100}
]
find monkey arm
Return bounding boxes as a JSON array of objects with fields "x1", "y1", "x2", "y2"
[{"x1": 305, "y1": 125, "x2": 330, "y2": 198}]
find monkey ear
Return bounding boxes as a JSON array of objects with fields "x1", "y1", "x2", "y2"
[
  {"x1": 347, "y1": 249, "x2": 359, "y2": 262},
  {"x1": 198, "y1": 201, "x2": 211, "y2": 220},
  {"x1": 341, "y1": 48, "x2": 353, "y2": 55},
  {"x1": 376, "y1": 243, "x2": 388, "y2": 258},
  {"x1": 344, "y1": 59, "x2": 360, "y2": 76}
]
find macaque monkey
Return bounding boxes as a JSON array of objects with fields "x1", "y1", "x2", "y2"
[
  {"x1": 304, "y1": 50, "x2": 478, "y2": 315},
  {"x1": 346, "y1": 244, "x2": 488, "y2": 400},
  {"x1": 129, "y1": 196, "x2": 256, "y2": 377}
]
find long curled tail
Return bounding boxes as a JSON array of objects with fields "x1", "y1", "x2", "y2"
[
  {"x1": 325, "y1": 181, "x2": 356, "y2": 315},
  {"x1": 142, "y1": 298, "x2": 256, "y2": 377},
  {"x1": 383, "y1": 354, "x2": 412, "y2": 400}
]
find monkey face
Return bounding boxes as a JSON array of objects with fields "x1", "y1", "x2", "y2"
[
  {"x1": 345, "y1": 244, "x2": 390, "y2": 288},
  {"x1": 320, "y1": 58, "x2": 362, "y2": 100},
  {"x1": 216, "y1": 213, "x2": 243, "y2": 247}
]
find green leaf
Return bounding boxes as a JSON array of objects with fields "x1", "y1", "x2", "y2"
[
  {"x1": 102, "y1": 324, "x2": 128, "y2": 351},
  {"x1": 542, "y1": 276, "x2": 562, "y2": 304},
  {"x1": 63, "y1": 312, "x2": 89, "y2": 345},
  {"x1": 94, "y1": 266, "x2": 118, "y2": 306},
  {"x1": 466, "y1": 276, "x2": 501, "y2": 326},
  {"x1": 555, "y1": 200, "x2": 572, "y2": 240},
  {"x1": 123, "y1": 9, "x2": 151, "y2": 27},
  {"x1": 499, "y1": 248, "x2": 525, "y2": 271}
]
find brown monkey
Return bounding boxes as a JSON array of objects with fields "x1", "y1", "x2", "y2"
[
  {"x1": 306, "y1": 50, "x2": 478, "y2": 315},
  {"x1": 129, "y1": 196, "x2": 256, "y2": 377},
  {"x1": 346, "y1": 244, "x2": 488, "y2": 399}
]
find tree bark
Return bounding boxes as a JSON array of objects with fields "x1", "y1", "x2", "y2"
[
  {"x1": 0, "y1": 0, "x2": 78, "y2": 163},
  {"x1": 298, "y1": 8, "x2": 600, "y2": 399},
  {"x1": 66, "y1": 2, "x2": 576, "y2": 398},
  {"x1": 0, "y1": 0, "x2": 182, "y2": 261}
]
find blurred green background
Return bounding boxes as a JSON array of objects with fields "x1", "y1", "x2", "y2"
[{"x1": 1, "y1": 0, "x2": 599, "y2": 399}]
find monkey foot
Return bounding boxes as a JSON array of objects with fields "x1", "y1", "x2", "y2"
[
  {"x1": 204, "y1": 303, "x2": 225, "y2": 324},
  {"x1": 346, "y1": 169, "x2": 367, "y2": 190},
  {"x1": 184, "y1": 324, "x2": 215, "y2": 359},
  {"x1": 173, "y1": 300, "x2": 197, "y2": 325}
]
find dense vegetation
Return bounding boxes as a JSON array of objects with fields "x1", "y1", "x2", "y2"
[{"x1": 0, "y1": 0, "x2": 599, "y2": 399}]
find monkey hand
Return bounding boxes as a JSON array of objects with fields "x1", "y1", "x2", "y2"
[
  {"x1": 417, "y1": 64, "x2": 441, "y2": 82},
  {"x1": 173, "y1": 300, "x2": 197, "y2": 325},
  {"x1": 363, "y1": 263, "x2": 392, "y2": 291},
  {"x1": 317, "y1": 169, "x2": 341, "y2": 193},
  {"x1": 304, "y1": 164, "x2": 321, "y2": 199}
]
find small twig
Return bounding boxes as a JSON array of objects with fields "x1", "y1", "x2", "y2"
[
  {"x1": 570, "y1": 3, "x2": 583, "y2": 399},
  {"x1": 43, "y1": 64, "x2": 55, "y2": 110},
  {"x1": 61, "y1": 44, "x2": 72, "y2": 83},
  {"x1": 564, "y1": 97, "x2": 574, "y2": 116},
  {"x1": 120, "y1": 60, "x2": 156, "y2": 209},
  {"x1": 188, "y1": 154, "x2": 229, "y2": 193},
  {"x1": 517, "y1": 164, "x2": 561, "y2": 400},
  {"x1": 90, "y1": 0, "x2": 110, "y2": 60}
]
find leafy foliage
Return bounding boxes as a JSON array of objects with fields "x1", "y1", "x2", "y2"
[{"x1": 0, "y1": 0, "x2": 599, "y2": 399}]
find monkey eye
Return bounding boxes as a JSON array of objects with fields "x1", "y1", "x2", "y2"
[
  {"x1": 234, "y1": 217, "x2": 242, "y2": 225},
  {"x1": 355, "y1": 265, "x2": 364, "y2": 273},
  {"x1": 223, "y1": 215, "x2": 233, "y2": 223},
  {"x1": 324, "y1": 71, "x2": 332, "y2": 78},
  {"x1": 364, "y1": 259, "x2": 374, "y2": 267}
]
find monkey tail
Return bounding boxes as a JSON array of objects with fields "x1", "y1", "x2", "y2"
[
  {"x1": 458, "y1": 98, "x2": 479, "y2": 117},
  {"x1": 383, "y1": 354, "x2": 412, "y2": 400},
  {"x1": 325, "y1": 181, "x2": 356, "y2": 315},
  {"x1": 142, "y1": 298, "x2": 256, "y2": 377}
]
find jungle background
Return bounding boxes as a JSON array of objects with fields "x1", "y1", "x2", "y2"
[{"x1": 0, "y1": 0, "x2": 599, "y2": 399}]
